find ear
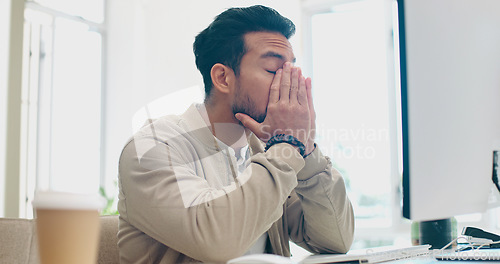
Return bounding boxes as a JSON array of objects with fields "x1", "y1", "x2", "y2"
[{"x1": 210, "y1": 63, "x2": 235, "y2": 95}]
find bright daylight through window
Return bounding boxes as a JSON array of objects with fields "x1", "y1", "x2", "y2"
[
  {"x1": 20, "y1": 0, "x2": 104, "y2": 217},
  {"x1": 310, "y1": 0, "x2": 399, "y2": 246}
]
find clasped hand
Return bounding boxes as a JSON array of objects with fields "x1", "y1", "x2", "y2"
[{"x1": 235, "y1": 62, "x2": 316, "y2": 156}]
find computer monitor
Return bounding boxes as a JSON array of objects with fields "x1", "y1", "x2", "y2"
[{"x1": 396, "y1": 0, "x2": 500, "y2": 222}]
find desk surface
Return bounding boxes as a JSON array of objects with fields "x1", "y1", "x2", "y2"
[
  {"x1": 296, "y1": 251, "x2": 500, "y2": 263},
  {"x1": 372, "y1": 253, "x2": 500, "y2": 263},
  {"x1": 388, "y1": 256, "x2": 500, "y2": 263}
]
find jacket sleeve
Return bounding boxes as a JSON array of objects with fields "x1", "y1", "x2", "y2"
[
  {"x1": 118, "y1": 136, "x2": 304, "y2": 263},
  {"x1": 286, "y1": 145, "x2": 355, "y2": 254}
]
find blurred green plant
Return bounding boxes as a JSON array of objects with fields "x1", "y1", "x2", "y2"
[{"x1": 99, "y1": 186, "x2": 119, "y2": 216}]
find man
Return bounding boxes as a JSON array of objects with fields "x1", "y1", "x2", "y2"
[{"x1": 117, "y1": 5, "x2": 354, "y2": 264}]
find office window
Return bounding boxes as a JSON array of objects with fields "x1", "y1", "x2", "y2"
[
  {"x1": 31, "y1": 0, "x2": 104, "y2": 23},
  {"x1": 307, "y1": 0, "x2": 401, "y2": 247},
  {"x1": 21, "y1": 1, "x2": 105, "y2": 217},
  {"x1": 305, "y1": 0, "x2": 500, "y2": 248}
]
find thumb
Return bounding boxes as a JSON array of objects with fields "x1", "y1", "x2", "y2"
[{"x1": 235, "y1": 113, "x2": 263, "y2": 137}]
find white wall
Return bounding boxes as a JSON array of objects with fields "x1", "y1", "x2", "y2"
[
  {"x1": 104, "y1": 0, "x2": 303, "y2": 191},
  {"x1": 0, "y1": 0, "x2": 12, "y2": 217}
]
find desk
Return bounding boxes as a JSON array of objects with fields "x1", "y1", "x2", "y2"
[
  {"x1": 295, "y1": 249, "x2": 500, "y2": 264},
  {"x1": 387, "y1": 256, "x2": 500, "y2": 263},
  {"x1": 374, "y1": 250, "x2": 500, "y2": 264}
]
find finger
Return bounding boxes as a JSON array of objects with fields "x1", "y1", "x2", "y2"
[
  {"x1": 289, "y1": 67, "x2": 299, "y2": 103},
  {"x1": 305, "y1": 77, "x2": 316, "y2": 145},
  {"x1": 269, "y1": 69, "x2": 282, "y2": 104},
  {"x1": 235, "y1": 113, "x2": 263, "y2": 138},
  {"x1": 306, "y1": 77, "x2": 316, "y2": 119},
  {"x1": 280, "y1": 62, "x2": 292, "y2": 102},
  {"x1": 298, "y1": 75, "x2": 307, "y2": 106}
]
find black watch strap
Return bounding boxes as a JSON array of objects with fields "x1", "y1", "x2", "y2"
[{"x1": 265, "y1": 134, "x2": 306, "y2": 157}]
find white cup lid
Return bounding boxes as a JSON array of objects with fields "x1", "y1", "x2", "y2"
[{"x1": 32, "y1": 191, "x2": 105, "y2": 210}]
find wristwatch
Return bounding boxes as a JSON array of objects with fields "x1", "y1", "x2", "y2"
[{"x1": 265, "y1": 134, "x2": 306, "y2": 157}]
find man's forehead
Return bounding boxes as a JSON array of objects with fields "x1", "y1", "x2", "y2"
[{"x1": 244, "y1": 32, "x2": 295, "y2": 61}]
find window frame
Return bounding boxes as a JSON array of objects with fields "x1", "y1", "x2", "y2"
[
  {"x1": 301, "y1": 0, "x2": 410, "y2": 246},
  {"x1": 18, "y1": 0, "x2": 107, "y2": 218},
  {"x1": 301, "y1": 0, "x2": 500, "y2": 246}
]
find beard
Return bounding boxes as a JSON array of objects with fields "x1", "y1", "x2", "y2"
[{"x1": 231, "y1": 81, "x2": 266, "y2": 123}]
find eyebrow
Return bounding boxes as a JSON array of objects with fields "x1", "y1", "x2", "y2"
[{"x1": 261, "y1": 51, "x2": 296, "y2": 63}]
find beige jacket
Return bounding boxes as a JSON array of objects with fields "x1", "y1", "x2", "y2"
[{"x1": 117, "y1": 104, "x2": 354, "y2": 264}]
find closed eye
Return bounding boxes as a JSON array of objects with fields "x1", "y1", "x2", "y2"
[{"x1": 266, "y1": 70, "x2": 277, "y2": 75}]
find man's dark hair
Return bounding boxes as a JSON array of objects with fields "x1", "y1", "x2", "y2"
[{"x1": 193, "y1": 5, "x2": 296, "y2": 99}]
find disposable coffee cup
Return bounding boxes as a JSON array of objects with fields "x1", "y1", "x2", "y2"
[{"x1": 32, "y1": 191, "x2": 104, "y2": 264}]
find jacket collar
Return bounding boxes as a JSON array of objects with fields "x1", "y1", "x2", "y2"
[
  {"x1": 180, "y1": 103, "x2": 265, "y2": 153},
  {"x1": 179, "y1": 103, "x2": 218, "y2": 150}
]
